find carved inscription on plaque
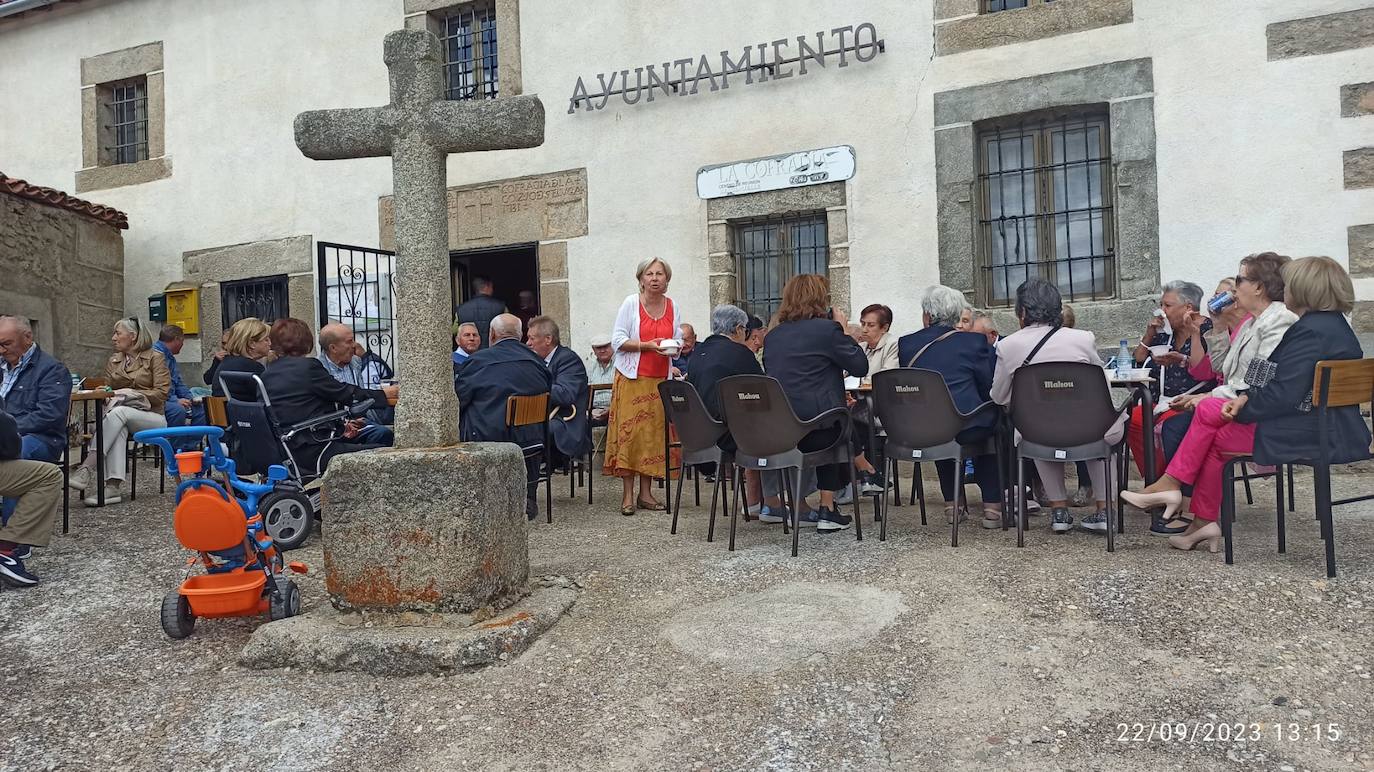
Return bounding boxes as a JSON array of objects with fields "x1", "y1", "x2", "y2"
[{"x1": 379, "y1": 168, "x2": 588, "y2": 251}]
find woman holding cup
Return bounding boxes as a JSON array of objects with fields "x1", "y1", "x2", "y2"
[{"x1": 606, "y1": 258, "x2": 682, "y2": 515}]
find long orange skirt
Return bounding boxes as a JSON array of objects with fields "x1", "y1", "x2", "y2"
[{"x1": 603, "y1": 371, "x2": 678, "y2": 480}]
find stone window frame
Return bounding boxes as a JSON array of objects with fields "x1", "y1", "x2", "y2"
[
  {"x1": 934, "y1": 58, "x2": 1158, "y2": 338},
  {"x1": 706, "y1": 183, "x2": 850, "y2": 319},
  {"x1": 934, "y1": 0, "x2": 1133, "y2": 56},
  {"x1": 77, "y1": 41, "x2": 170, "y2": 193},
  {"x1": 404, "y1": 0, "x2": 522, "y2": 98}
]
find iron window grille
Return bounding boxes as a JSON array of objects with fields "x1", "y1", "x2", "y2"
[
  {"x1": 733, "y1": 215, "x2": 829, "y2": 322},
  {"x1": 440, "y1": 2, "x2": 499, "y2": 101},
  {"x1": 983, "y1": 0, "x2": 1030, "y2": 11},
  {"x1": 976, "y1": 110, "x2": 1115, "y2": 307},
  {"x1": 221, "y1": 276, "x2": 289, "y2": 329},
  {"x1": 103, "y1": 77, "x2": 148, "y2": 165}
]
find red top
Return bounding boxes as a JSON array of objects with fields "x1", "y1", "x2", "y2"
[{"x1": 637, "y1": 297, "x2": 674, "y2": 379}]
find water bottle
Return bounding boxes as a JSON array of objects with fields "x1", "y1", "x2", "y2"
[
  {"x1": 70, "y1": 371, "x2": 81, "y2": 391},
  {"x1": 1116, "y1": 339, "x2": 1131, "y2": 379}
]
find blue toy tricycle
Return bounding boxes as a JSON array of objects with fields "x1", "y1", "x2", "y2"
[{"x1": 134, "y1": 426, "x2": 307, "y2": 639}]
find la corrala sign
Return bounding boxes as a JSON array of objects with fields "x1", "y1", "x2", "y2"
[
  {"x1": 697, "y1": 146, "x2": 856, "y2": 200},
  {"x1": 568, "y1": 23, "x2": 885, "y2": 115}
]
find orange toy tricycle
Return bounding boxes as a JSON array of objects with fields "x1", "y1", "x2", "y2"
[{"x1": 134, "y1": 426, "x2": 307, "y2": 639}]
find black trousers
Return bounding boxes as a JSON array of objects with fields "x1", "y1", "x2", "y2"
[
  {"x1": 799, "y1": 425, "x2": 850, "y2": 492},
  {"x1": 934, "y1": 425, "x2": 1001, "y2": 505}
]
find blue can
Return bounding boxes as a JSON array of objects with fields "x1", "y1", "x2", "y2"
[{"x1": 1208, "y1": 292, "x2": 1236, "y2": 315}]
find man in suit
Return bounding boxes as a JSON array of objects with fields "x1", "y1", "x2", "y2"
[
  {"x1": 898, "y1": 286, "x2": 1002, "y2": 528},
  {"x1": 455, "y1": 314, "x2": 553, "y2": 520},
  {"x1": 454, "y1": 276, "x2": 508, "y2": 349},
  {"x1": 0, "y1": 315, "x2": 71, "y2": 528},
  {"x1": 525, "y1": 315, "x2": 590, "y2": 466},
  {"x1": 991, "y1": 278, "x2": 1125, "y2": 534},
  {"x1": 0, "y1": 409, "x2": 62, "y2": 586},
  {"x1": 687, "y1": 304, "x2": 765, "y2": 514}
]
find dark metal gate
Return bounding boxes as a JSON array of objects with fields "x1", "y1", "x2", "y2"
[{"x1": 317, "y1": 241, "x2": 397, "y2": 373}]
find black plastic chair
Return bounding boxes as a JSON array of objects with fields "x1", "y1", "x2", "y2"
[
  {"x1": 871, "y1": 368, "x2": 1001, "y2": 546},
  {"x1": 1221, "y1": 358, "x2": 1374, "y2": 577},
  {"x1": 1008, "y1": 362, "x2": 1128, "y2": 551},
  {"x1": 657, "y1": 380, "x2": 733, "y2": 541},
  {"x1": 716, "y1": 375, "x2": 861, "y2": 556}
]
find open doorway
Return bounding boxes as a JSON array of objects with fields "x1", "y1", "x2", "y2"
[{"x1": 450, "y1": 243, "x2": 539, "y2": 322}]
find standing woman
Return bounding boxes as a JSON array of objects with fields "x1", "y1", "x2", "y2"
[
  {"x1": 607, "y1": 258, "x2": 682, "y2": 516},
  {"x1": 67, "y1": 317, "x2": 170, "y2": 506}
]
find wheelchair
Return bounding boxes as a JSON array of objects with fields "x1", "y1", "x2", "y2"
[{"x1": 218, "y1": 371, "x2": 375, "y2": 551}]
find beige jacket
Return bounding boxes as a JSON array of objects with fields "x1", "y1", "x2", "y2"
[
  {"x1": 1211, "y1": 301, "x2": 1297, "y2": 400},
  {"x1": 861, "y1": 332, "x2": 900, "y2": 384},
  {"x1": 105, "y1": 349, "x2": 171, "y2": 414}
]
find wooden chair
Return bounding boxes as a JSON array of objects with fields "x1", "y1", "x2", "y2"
[
  {"x1": 204, "y1": 396, "x2": 229, "y2": 428},
  {"x1": 1221, "y1": 358, "x2": 1374, "y2": 577},
  {"x1": 506, "y1": 393, "x2": 552, "y2": 523}
]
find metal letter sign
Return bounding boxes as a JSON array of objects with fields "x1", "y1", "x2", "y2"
[
  {"x1": 568, "y1": 23, "x2": 886, "y2": 115},
  {"x1": 697, "y1": 145, "x2": 856, "y2": 200}
]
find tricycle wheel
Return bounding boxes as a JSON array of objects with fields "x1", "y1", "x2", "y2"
[
  {"x1": 270, "y1": 579, "x2": 301, "y2": 621},
  {"x1": 161, "y1": 591, "x2": 195, "y2": 639},
  {"x1": 260, "y1": 491, "x2": 313, "y2": 551}
]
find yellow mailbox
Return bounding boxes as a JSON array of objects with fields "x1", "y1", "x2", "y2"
[{"x1": 163, "y1": 283, "x2": 201, "y2": 335}]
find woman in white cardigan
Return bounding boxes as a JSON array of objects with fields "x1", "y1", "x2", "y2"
[{"x1": 606, "y1": 258, "x2": 683, "y2": 515}]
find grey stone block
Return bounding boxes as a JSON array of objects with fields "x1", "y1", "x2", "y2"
[
  {"x1": 321, "y1": 444, "x2": 530, "y2": 614},
  {"x1": 183, "y1": 235, "x2": 314, "y2": 284},
  {"x1": 935, "y1": 0, "x2": 1133, "y2": 56},
  {"x1": 80, "y1": 41, "x2": 163, "y2": 86},
  {"x1": 706, "y1": 181, "x2": 845, "y2": 221},
  {"x1": 933, "y1": 0, "x2": 979, "y2": 21},
  {"x1": 1267, "y1": 8, "x2": 1374, "y2": 61},
  {"x1": 1344, "y1": 148, "x2": 1374, "y2": 190},
  {"x1": 73, "y1": 156, "x2": 171, "y2": 194},
  {"x1": 1341, "y1": 82, "x2": 1374, "y2": 118},
  {"x1": 1349, "y1": 224, "x2": 1374, "y2": 278},
  {"x1": 1353, "y1": 301, "x2": 1374, "y2": 333},
  {"x1": 240, "y1": 580, "x2": 579, "y2": 676},
  {"x1": 934, "y1": 58, "x2": 1152, "y2": 126}
]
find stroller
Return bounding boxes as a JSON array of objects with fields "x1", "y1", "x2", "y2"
[
  {"x1": 133, "y1": 426, "x2": 307, "y2": 639},
  {"x1": 217, "y1": 371, "x2": 376, "y2": 550}
]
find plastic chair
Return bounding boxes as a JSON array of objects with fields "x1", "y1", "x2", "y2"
[
  {"x1": 871, "y1": 368, "x2": 1001, "y2": 546},
  {"x1": 1008, "y1": 362, "x2": 1129, "y2": 551},
  {"x1": 1220, "y1": 358, "x2": 1374, "y2": 577},
  {"x1": 716, "y1": 375, "x2": 862, "y2": 557},
  {"x1": 657, "y1": 380, "x2": 731, "y2": 541},
  {"x1": 506, "y1": 393, "x2": 552, "y2": 523}
]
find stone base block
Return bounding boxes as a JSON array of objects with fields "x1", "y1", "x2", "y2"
[
  {"x1": 321, "y1": 443, "x2": 529, "y2": 614},
  {"x1": 240, "y1": 579, "x2": 578, "y2": 676}
]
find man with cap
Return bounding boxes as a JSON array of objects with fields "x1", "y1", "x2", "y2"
[{"x1": 586, "y1": 333, "x2": 615, "y2": 423}]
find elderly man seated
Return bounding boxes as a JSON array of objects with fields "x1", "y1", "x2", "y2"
[
  {"x1": 455, "y1": 314, "x2": 553, "y2": 521},
  {"x1": 316, "y1": 323, "x2": 394, "y2": 446},
  {"x1": 992, "y1": 278, "x2": 1126, "y2": 534},
  {"x1": 525, "y1": 315, "x2": 590, "y2": 468},
  {"x1": 154, "y1": 324, "x2": 206, "y2": 431},
  {"x1": 0, "y1": 408, "x2": 62, "y2": 586},
  {"x1": 586, "y1": 334, "x2": 614, "y2": 423},
  {"x1": 0, "y1": 315, "x2": 71, "y2": 530}
]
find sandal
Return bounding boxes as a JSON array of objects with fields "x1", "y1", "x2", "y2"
[
  {"x1": 981, "y1": 509, "x2": 1003, "y2": 529},
  {"x1": 1150, "y1": 513, "x2": 1193, "y2": 537},
  {"x1": 944, "y1": 505, "x2": 968, "y2": 524},
  {"x1": 621, "y1": 504, "x2": 636, "y2": 516},
  {"x1": 635, "y1": 498, "x2": 666, "y2": 512}
]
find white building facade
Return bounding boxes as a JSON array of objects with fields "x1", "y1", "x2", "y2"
[{"x1": 2, "y1": 0, "x2": 1371, "y2": 377}]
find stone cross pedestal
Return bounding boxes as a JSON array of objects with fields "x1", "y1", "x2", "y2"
[{"x1": 294, "y1": 29, "x2": 545, "y2": 449}]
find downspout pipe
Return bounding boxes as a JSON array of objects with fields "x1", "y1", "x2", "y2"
[{"x1": 0, "y1": 0, "x2": 64, "y2": 20}]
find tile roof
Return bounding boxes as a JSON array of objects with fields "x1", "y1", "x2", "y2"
[{"x1": 0, "y1": 171, "x2": 129, "y2": 229}]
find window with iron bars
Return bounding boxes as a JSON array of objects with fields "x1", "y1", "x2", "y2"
[
  {"x1": 976, "y1": 110, "x2": 1115, "y2": 307},
  {"x1": 733, "y1": 215, "x2": 829, "y2": 322},
  {"x1": 102, "y1": 77, "x2": 148, "y2": 165},
  {"x1": 440, "y1": 2, "x2": 499, "y2": 101},
  {"x1": 983, "y1": 0, "x2": 1058, "y2": 12},
  {"x1": 221, "y1": 276, "x2": 289, "y2": 329}
]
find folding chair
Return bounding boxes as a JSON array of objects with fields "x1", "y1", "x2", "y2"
[{"x1": 506, "y1": 393, "x2": 553, "y2": 523}]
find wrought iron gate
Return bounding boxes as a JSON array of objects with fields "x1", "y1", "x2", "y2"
[{"x1": 318, "y1": 242, "x2": 397, "y2": 373}]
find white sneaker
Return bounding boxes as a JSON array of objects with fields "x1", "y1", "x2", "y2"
[
  {"x1": 67, "y1": 465, "x2": 93, "y2": 492},
  {"x1": 833, "y1": 487, "x2": 854, "y2": 505},
  {"x1": 83, "y1": 484, "x2": 123, "y2": 507}
]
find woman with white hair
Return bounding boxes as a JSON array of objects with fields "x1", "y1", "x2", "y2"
[
  {"x1": 607, "y1": 257, "x2": 682, "y2": 516},
  {"x1": 67, "y1": 317, "x2": 171, "y2": 506},
  {"x1": 897, "y1": 285, "x2": 1002, "y2": 526}
]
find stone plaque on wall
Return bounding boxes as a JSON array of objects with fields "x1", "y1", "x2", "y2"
[{"x1": 379, "y1": 168, "x2": 588, "y2": 251}]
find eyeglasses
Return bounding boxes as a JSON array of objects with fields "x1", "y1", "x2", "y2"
[{"x1": 1234, "y1": 274, "x2": 1252, "y2": 286}]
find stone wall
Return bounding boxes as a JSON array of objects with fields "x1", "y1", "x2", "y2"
[{"x1": 0, "y1": 191, "x2": 124, "y2": 376}]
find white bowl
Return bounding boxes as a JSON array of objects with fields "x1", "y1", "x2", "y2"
[
  {"x1": 658, "y1": 339, "x2": 682, "y2": 356},
  {"x1": 1148, "y1": 344, "x2": 1172, "y2": 358}
]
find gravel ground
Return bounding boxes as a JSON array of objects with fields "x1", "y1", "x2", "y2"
[{"x1": 2, "y1": 464, "x2": 1372, "y2": 771}]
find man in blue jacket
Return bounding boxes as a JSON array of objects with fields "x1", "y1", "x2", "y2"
[
  {"x1": 455, "y1": 314, "x2": 552, "y2": 520},
  {"x1": 0, "y1": 315, "x2": 71, "y2": 527},
  {"x1": 525, "y1": 315, "x2": 591, "y2": 465},
  {"x1": 154, "y1": 324, "x2": 205, "y2": 429}
]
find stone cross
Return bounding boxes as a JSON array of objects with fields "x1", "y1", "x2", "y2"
[{"x1": 294, "y1": 29, "x2": 545, "y2": 448}]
